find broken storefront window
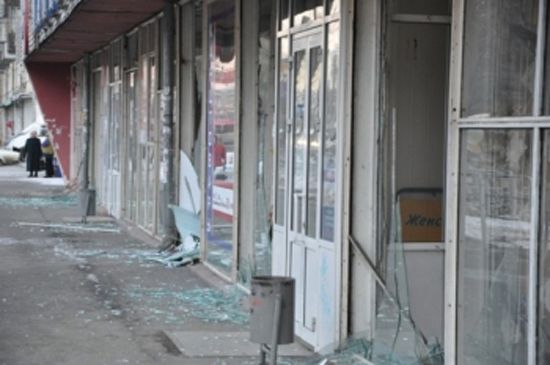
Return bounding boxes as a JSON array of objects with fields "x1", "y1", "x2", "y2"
[{"x1": 205, "y1": 0, "x2": 237, "y2": 273}]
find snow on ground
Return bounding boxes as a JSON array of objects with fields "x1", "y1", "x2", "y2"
[{"x1": 0, "y1": 162, "x2": 65, "y2": 186}]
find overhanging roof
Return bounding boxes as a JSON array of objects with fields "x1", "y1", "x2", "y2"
[{"x1": 26, "y1": 0, "x2": 166, "y2": 63}]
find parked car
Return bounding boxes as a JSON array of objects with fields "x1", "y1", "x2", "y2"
[
  {"x1": 5, "y1": 122, "x2": 48, "y2": 153},
  {"x1": 0, "y1": 149, "x2": 20, "y2": 165}
]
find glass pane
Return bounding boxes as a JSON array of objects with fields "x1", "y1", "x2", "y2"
[
  {"x1": 275, "y1": 37, "x2": 289, "y2": 226},
  {"x1": 206, "y1": 0, "x2": 236, "y2": 273},
  {"x1": 373, "y1": 235, "x2": 444, "y2": 363},
  {"x1": 292, "y1": 50, "x2": 307, "y2": 233},
  {"x1": 111, "y1": 83, "x2": 121, "y2": 172},
  {"x1": 71, "y1": 66, "x2": 84, "y2": 181},
  {"x1": 462, "y1": 1, "x2": 537, "y2": 117},
  {"x1": 138, "y1": 56, "x2": 149, "y2": 228},
  {"x1": 293, "y1": 0, "x2": 323, "y2": 26},
  {"x1": 125, "y1": 72, "x2": 137, "y2": 222},
  {"x1": 146, "y1": 145, "x2": 156, "y2": 232},
  {"x1": 139, "y1": 145, "x2": 147, "y2": 227},
  {"x1": 539, "y1": 130, "x2": 550, "y2": 364},
  {"x1": 321, "y1": 22, "x2": 339, "y2": 242},
  {"x1": 457, "y1": 129, "x2": 532, "y2": 365},
  {"x1": 543, "y1": 8, "x2": 550, "y2": 114},
  {"x1": 149, "y1": 57, "x2": 157, "y2": 142},
  {"x1": 253, "y1": 0, "x2": 275, "y2": 277},
  {"x1": 327, "y1": 0, "x2": 339, "y2": 15},
  {"x1": 279, "y1": 0, "x2": 290, "y2": 30},
  {"x1": 306, "y1": 46, "x2": 322, "y2": 237},
  {"x1": 93, "y1": 71, "x2": 105, "y2": 205},
  {"x1": 390, "y1": 0, "x2": 451, "y2": 15},
  {"x1": 145, "y1": 56, "x2": 158, "y2": 233},
  {"x1": 194, "y1": 2, "x2": 204, "y2": 171}
]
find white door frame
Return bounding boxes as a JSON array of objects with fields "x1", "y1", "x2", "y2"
[
  {"x1": 272, "y1": 11, "x2": 343, "y2": 349},
  {"x1": 288, "y1": 30, "x2": 324, "y2": 346}
]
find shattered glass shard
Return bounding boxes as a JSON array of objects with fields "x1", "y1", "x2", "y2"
[{"x1": 0, "y1": 194, "x2": 77, "y2": 208}]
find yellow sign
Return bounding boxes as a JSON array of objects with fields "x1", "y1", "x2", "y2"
[{"x1": 400, "y1": 196, "x2": 442, "y2": 242}]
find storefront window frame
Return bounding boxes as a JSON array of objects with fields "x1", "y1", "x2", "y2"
[
  {"x1": 456, "y1": 128, "x2": 536, "y2": 365},
  {"x1": 276, "y1": 0, "x2": 340, "y2": 37},
  {"x1": 131, "y1": 18, "x2": 161, "y2": 237},
  {"x1": 447, "y1": 1, "x2": 550, "y2": 364},
  {"x1": 201, "y1": 0, "x2": 241, "y2": 280}
]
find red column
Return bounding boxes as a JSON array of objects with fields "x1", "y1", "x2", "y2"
[{"x1": 25, "y1": 62, "x2": 72, "y2": 179}]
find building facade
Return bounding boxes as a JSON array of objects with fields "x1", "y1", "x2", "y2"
[
  {"x1": 0, "y1": 0, "x2": 40, "y2": 145},
  {"x1": 22, "y1": 0, "x2": 550, "y2": 364}
]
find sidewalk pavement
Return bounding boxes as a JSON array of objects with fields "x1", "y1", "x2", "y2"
[{"x1": 0, "y1": 163, "x2": 313, "y2": 365}]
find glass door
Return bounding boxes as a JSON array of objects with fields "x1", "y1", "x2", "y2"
[
  {"x1": 272, "y1": 0, "x2": 341, "y2": 351},
  {"x1": 288, "y1": 32, "x2": 324, "y2": 345}
]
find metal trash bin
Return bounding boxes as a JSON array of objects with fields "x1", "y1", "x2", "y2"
[
  {"x1": 79, "y1": 188, "x2": 96, "y2": 217},
  {"x1": 250, "y1": 276, "x2": 295, "y2": 345}
]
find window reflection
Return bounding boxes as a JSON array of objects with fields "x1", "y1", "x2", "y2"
[
  {"x1": 139, "y1": 58, "x2": 146, "y2": 227},
  {"x1": 280, "y1": 0, "x2": 290, "y2": 30},
  {"x1": 462, "y1": 0, "x2": 537, "y2": 117},
  {"x1": 391, "y1": 0, "x2": 450, "y2": 16},
  {"x1": 293, "y1": 0, "x2": 323, "y2": 26},
  {"x1": 539, "y1": 130, "x2": 550, "y2": 364},
  {"x1": 458, "y1": 129, "x2": 532, "y2": 365},
  {"x1": 306, "y1": 46, "x2": 322, "y2": 238},
  {"x1": 125, "y1": 71, "x2": 137, "y2": 222},
  {"x1": 146, "y1": 57, "x2": 157, "y2": 232},
  {"x1": 206, "y1": 0, "x2": 236, "y2": 273},
  {"x1": 321, "y1": 23, "x2": 339, "y2": 242},
  {"x1": 110, "y1": 83, "x2": 121, "y2": 172},
  {"x1": 327, "y1": 0, "x2": 339, "y2": 15},
  {"x1": 276, "y1": 37, "x2": 289, "y2": 226},
  {"x1": 252, "y1": 0, "x2": 275, "y2": 277},
  {"x1": 292, "y1": 50, "x2": 307, "y2": 233}
]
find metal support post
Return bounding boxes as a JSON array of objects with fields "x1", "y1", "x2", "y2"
[
  {"x1": 160, "y1": 0, "x2": 177, "y2": 243},
  {"x1": 258, "y1": 293, "x2": 283, "y2": 365},
  {"x1": 269, "y1": 293, "x2": 282, "y2": 365},
  {"x1": 79, "y1": 53, "x2": 96, "y2": 221},
  {"x1": 260, "y1": 345, "x2": 270, "y2": 364}
]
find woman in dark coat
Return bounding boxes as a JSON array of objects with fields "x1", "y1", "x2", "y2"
[{"x1": 24, "y1": 131, "x2": 42, "y2": 177}]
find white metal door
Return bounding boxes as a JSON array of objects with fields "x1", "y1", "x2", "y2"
[
  {"x1": 289, "y1": 33, "x2": 322, "y2": 345},
  {"x1": 287, "y1": 31, "x2": 337, "y2": 348}
]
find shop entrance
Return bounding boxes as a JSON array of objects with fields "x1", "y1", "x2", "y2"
[
  {"x1": 273, "y1": 16, "x2": 341, "y2": 349},
  {"x1": 288, "y1": 31, "x2": 324, "y2": 346},
  {"x1": 383, "y1": 1, "x2": 451, "y2": 343}
]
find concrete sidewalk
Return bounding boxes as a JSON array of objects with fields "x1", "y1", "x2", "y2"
[{"x1": 0, "y1": 164, "x2": 312, "y2": 365}]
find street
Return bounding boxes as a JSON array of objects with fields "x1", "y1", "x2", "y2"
[{"x1": 0, "y1": 164, "x2": 310, "y2": 365}]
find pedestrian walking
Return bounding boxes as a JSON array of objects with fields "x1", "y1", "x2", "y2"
[
  {"x1": 41, "y1": 135, "x2": 54, "y2": 177},
  {"x1": 24, "y1": 131, "x2": 42, "y2": 178}
]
